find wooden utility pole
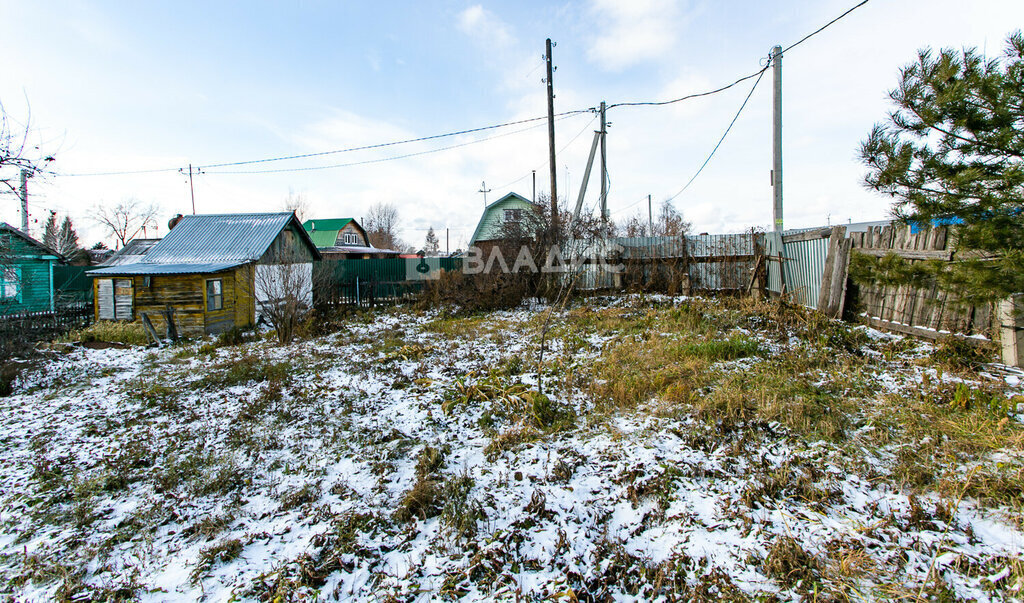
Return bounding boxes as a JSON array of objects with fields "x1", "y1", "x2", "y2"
[
  {"x1": 545, "y1": 38, "x2": 558, "y2": 229},
  {"x1": 532, "y1": 170, "x2": 536, "y2": 204},
  {"x1": 188, "y1": 161, "x2": 195, "y2": 213},
  {"x1": 599, "y1": 101, "x2": 608, "y2": 224},
  {"x1": 19, "y1": 169, "x2": 31, "y2": 233}
]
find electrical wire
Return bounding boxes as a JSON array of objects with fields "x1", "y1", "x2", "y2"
[
  {"x1": 53, "y1": 0, "x2": 871, "y2": 180},
  {"x1": 200, "y1": 111, "x2": 589, "y2": 170},
  {"x1": 489, "y1": 113, "x2": 599, "y2": 192},
  {"x1": 782, "y1": 0, "x2": 870, "y2": 54},
  {"x1": 606, "y1": 0, "x2": 870, "y2": 110},
  {"x1": 664, "y1": 65, "x2": 767, "y2": 203},
  {"x1": 59, "y1": 111, "x2": 590, "y2": 177},
  {"x1": 202, "y1": 113, "x2": 585, "y2": 175}
]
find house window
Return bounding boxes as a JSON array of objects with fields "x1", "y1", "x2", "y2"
[
  {"x1": 1, "y1": 266, "x2": 21, "y2": 302},
  {"x1": 335, "y1": 231, "x2": 361, "y2": 246},
  {"x1": 206, "y1": 279, "x2": 223, "y2": 311},
  {"x1": 504, "y1": 209, "x2": 523, "y2": 223}
]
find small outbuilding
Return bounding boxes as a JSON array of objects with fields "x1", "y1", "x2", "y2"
[
  {"x1": 0, "y1": 222, "x2": 65, "y2": 315},
  {"x1": 88, "y1": 212, "x2": 321, "y2": 336}
]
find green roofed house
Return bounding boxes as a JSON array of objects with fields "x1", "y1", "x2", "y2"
[
  {"x1": 469, "y1": 192, "x2": 539, "y2": 250},
  {"x1": 0, "y1": 223, "x2": 65, "y2": 315},
  {"x1": 302, "y1": 218, "x2": 400, "y2": 260}
]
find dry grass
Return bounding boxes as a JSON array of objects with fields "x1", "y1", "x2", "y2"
[{"x1": 61, "y1": 321, "x2": 150, "y2": 346}]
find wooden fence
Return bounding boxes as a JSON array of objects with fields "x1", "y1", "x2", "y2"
[
  {"x1": 0, "y1": 303, "x2": 93, "y2": 356},
  {"x1": 846, "y1": 224, "x2": 994, "y2": 339}
]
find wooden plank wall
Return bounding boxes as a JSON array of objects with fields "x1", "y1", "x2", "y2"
[{"x1": 847, "y1": 224, "x2": 994, "y2": 337}]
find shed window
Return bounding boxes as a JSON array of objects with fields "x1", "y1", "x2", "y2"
[
  {"x1": 1, "y1": 266, "x2": 21, "y2": 301},
  {"x1": 504, "y1": 209, "x2": 523, "y2": 223},
  {"x1": 206, "y1": 279, "x2": 223, "y2": 311}
]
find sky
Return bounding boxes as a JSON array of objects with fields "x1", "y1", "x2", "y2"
[{"x1": 1, "y1": 0, "x2": 1022, "y2": 251}]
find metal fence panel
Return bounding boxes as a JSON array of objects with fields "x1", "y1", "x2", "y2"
[{"x1": 766, "y1": 229, "x2": 831, "y2": 309}]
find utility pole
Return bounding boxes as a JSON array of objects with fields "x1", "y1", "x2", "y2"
[
  {"x1": 446, "y1": 228, "x2": 449, "y2": 256},
  {"x1": 19, "y1": 169, "x2": 31, "y2": 233},
  {"x1": 532, "y1": 170, "x2": 536, "y2": 204},
  {"x1": 771, "y1": 45, "x2": 783, "y2": 236},
  {"x1": 180, "y1": 164, "x2": 197, "y2": 214},
  {"x1": 648, "y1": 194, "x2": 654, "y2": 236},
  {"x1": 599, "y1": 101, "x2": 608, "y2": 224},
  {"x1": 771, "y1": 44, "x2": 786, "y2": 292},
  {"x1": 478, "y1": 181, "x2": 491, "y2": 206},
  {"x1": 545, "y1": 38, "x2": 558, "y2": 229}
]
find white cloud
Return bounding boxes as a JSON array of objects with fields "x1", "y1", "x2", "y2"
[
  {"x1": 457, "y1": 5, "x2": 515, "y2": 50},
  {"x1": 587, "y1": 0, "x2": 691, "y2": 71}
]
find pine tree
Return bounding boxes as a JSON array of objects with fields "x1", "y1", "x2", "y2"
[
  {"x1": 424, "y1": 227, "x2": 440, "y2": 256},
  {"x1": 56, "y1": 216, "x2": 81, "y2": 260},
  {"x1": 42, "y1": 211, "x2": 58, "y2": 249},
  {"x1": 859, "y1": 31, "x2": 1024, "y2": 303}
]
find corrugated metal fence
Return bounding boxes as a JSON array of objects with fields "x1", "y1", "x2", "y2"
[{"x1": 766, "y1": 228, "x2": 833, "y2": 309}]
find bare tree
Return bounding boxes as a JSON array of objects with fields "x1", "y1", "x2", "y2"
[
  {"x1": 364, "y1": 202, "x2": 405, "y2": 250},
  {"x1": 94, "y1": 198, "x2": 160, "y2": 249},
  {"x1": 1, "y1": 99, "x2": 55, "y2": 196},
  {"x1": 253, "y1": 248, "x2": 314, "y2": 344},
  {"x1": 655, "y1": 199, "x2": 691, "y2": 237},
  {"x1": 283, "y1": 188, "x2": 310, "y2": 222}
]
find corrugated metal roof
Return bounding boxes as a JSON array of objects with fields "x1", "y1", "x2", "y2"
[
  {"x1": 303, "y1": 218, "x2": 353, "y2": 232},
  {"x1": 319, "y1": 245, "x2": 401, "y2": 255},
  {"x1": 142, "y1": 213, "x2": 298, "y2": 264},
  {"x1": 99, "y1": 238, "x2": 161, "y2": 266},
  {"x1": 88, "y1": 261, "x2": 245, "y2": 276}
]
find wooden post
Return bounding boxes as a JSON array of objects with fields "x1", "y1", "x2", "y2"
[
  {"x1": 140, "y1": 312, "x2": 161, "y2": 345},
  {"x1": 817, "y1": 226, "x2": 851, "y2": 318},
  {"x1": 998, "y1": 296, "x2": 1024, "y2": 368},
  {"x1": 163, "y1": 304, "x2": 178, "y2": 341}
]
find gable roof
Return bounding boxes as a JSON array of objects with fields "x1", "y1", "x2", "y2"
[
  {"x1": 469, "y1": 192, "x2": 537, "y2": 245},
  {"x1": 302, "y1": 218, "x2": 371, "y2": 248},
  {"x1": 0, "y1": 222, "x2": 64, "y2": 260},
  {"x1": 142, "y1": 212, "x2": 320, "y2": 264}
]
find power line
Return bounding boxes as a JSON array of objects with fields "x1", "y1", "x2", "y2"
[
  {"x1": 782, "y1": 0, "x2": 870, "y2": 54},
  {"x1": 665, "y1": 65, "x2": 768, "y2": 203},
  {"x1": 606, "y1": 0, "x2": 870, "y2": 111},
  {"x1": 202, "y1": 113, "x2": 586, "y2": 175},
  {"x1": 200, "y1": 111, "x2": 589, "y2": 170},
  {"x1": 489, "y1": 113, "x2": 599, "y2": 192}
]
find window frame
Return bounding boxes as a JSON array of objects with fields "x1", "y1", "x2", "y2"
[
  {"x1": 0, "y1": 266, "x2": 22, "y2": 302},
  {"x1": 206, "y1": 278, "x2": 224, "y2": 312}
]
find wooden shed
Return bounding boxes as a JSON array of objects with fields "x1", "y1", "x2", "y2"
[
  {"x1": 88, "y1": 212, "x2": 320, "y2": 337},
  {"x1": 0, "y1": 222, "x2": 65, "y2": 315}
]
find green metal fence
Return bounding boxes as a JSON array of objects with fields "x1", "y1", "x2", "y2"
[
  {"x1": 315, "y1": 257, "x2": 462, "y2": 308},
  {"x1": 53, "y1": 265, "x2": 93, "y2": 305}
]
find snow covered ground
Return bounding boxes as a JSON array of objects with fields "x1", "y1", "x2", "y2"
[{"x1": 0, "y1": 296, "x2": 1022, "y2": 601}]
